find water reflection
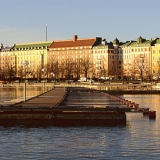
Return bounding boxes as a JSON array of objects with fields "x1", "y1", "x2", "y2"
[{"x1": 0, "y1": 86, "x2": 51, "y2": 105}]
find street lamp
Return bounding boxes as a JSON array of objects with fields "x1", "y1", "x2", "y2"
[
  {"x1": 23, "y1": 60, "x2": 29, "y2": 101},
  {"x1": 51, "y1": 72, "x2": 55, "y2": 89},
  {"x1": 42, "y1": 68, "x2": 46, "y2": 93}
]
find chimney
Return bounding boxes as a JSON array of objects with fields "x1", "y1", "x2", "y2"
[
  {"x1": 101, "y1": 39, "x2": 106, "y2": 45},
  {"x1": 73, "y1": 35, "x2": 78, "y2": 42},
  {"x1": 1, "y1": 43, "x2": 4, "y2": 49}
]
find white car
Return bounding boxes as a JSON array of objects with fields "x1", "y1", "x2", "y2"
[{"x1": 87, "y1": 79, "x2": 94, "y2": 83}]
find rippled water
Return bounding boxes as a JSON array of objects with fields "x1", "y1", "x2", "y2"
[{"x1": 0, "y1": 93, "x2": 160, "y2": 159}]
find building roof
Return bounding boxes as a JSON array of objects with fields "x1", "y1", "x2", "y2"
[
  {"x1": 113, "y1": 38, "x2": 119, "y2": 45},
  {"x1": 0, "y1": 46, "x2": 13, "y2": 52},
  {"x1": 129, "y1": 39, "x2": 154, "y2": 47},
  {"x1": 12, "y1": 41, "x2": 52, "y2": 50},
  {"x1": 49, "y1": 36, "x2": 101, "y2": 49},
  {"x1": 120, "y1": 41, "x2": 134, "y2": 47},
  {"x1": 155, "y1": 38, "x2": 160, "y2": 44},
  {"x1": 93, "y1": 42, "x2": 114, "y2": 49},
  {"x1": 120, "y1": 37, "x2": 157, "y2": 48}
]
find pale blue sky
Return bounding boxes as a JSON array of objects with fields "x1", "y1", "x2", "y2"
[{"x1": 0, "y1": 0, "x2": 160, "y2": 46}]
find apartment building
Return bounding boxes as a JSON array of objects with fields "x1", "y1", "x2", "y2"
[
  {"x1": 120, "y1": 36, "x2": 157, "y2": 80},
  {"x1": 11, "y1": 41, "x2": 52, "y2": 80},
  {"x1": 92, "y1": 39, "x2": 114, "y2": 79},
  {"x1": 0, "y1": 44, "x2": 13, "y2": 80},
  {"x1": 151, "y1": 38, "x2": 160, "y2": 79},
  {"x1": 120, "y1": 41, "x2": 134, "y2": 80},
  {"x1": 1, "y1": 35, "x2": 160, "y2": 81},
  {"x1": 48, "y1": 35, "x2": 102, "y2": 79}
]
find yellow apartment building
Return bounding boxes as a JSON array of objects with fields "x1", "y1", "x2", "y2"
[
  {"x1": 0, "y1": 44, "x2": 13, "y2": 80},
  {"x1": 120, "y1": 36, "x2": 156, "y2": 80},
  {"x1": 151, "y1": 38, "x2": 160, "y2": 80},
  {"x1": 11, "y1": 41, "x2": 52, "y2": 80}
]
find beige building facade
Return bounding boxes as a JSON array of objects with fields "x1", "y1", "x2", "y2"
[
  {"x1": 92, "y1": 39, "x2": 114, "y2": 79},
  {"x1": 120, "y1": 37, "x2": 154, "y2": 80},
  {"x1": 48, "y1": 35, "x2": 102, "y2": 79},
  {"x1": 1, "y1": 35, "x2": 160, "y2": 81}
]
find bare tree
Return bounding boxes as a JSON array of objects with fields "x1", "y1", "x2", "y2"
[
  {"x1": 81, "y1": 57, "x2": 93, "y2": 78},
  {"x1": 63, "y1": 58, "x2": 75, "y2": 79},
  {"x1": 0, "y1": 67, "x2": 6, "y2": 80},
  {"x1": 123, "y1": 63, "x2": 132, "y2": 80},
  {"x1": 133, "y1": 54, "x2": 150, "y2": 81},
  {"x1": 46, "y1": 59, "x2": 59, "y2": 80},
  {"x1": 17, "y1": 66, "x2": 23, "y2": 82},
  {"x1": 100, "y1": 63, "x2": 108, "y2": 78},
  {"x1": 5, "y1": 63, "x2": 16, "y2": 81},
  {"x1": 73, "y1": 58, "x2": 81, "y2": 79}
]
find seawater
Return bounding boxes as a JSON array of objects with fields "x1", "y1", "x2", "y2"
[
  {"x1": 0, "y1": 90, "x2": 160, "y2": 159},
  {"x1": 0, "y1": 86, "x2": 50, "y2": 105}
]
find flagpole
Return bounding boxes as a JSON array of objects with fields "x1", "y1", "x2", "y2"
[{"x1": 46, "y1": 24, "x2": 47, "y2": 41}]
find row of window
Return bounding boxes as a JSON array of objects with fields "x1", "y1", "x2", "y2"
[
  {"x1": 152, "y1": 50, "x2": 160, "y2": 54},
  {"x1": 50, "y1": 50, "x2": 91, "y2": 55},
  {"x1": 14, "y1": 46, "x2": 47, "y2": 51},
  {"x1": 131, "y1": 48, "x2": 150, "y2": 52},
  {"x1": 50, "y1": 46, "x2": 91, "y2": 51}
]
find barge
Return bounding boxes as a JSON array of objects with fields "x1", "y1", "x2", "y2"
[{"x1": 0, "y1": 109, "x2": 126, "y2": 127}]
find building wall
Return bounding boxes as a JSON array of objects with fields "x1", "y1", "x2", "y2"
[
  {"x1": 92, "y1": 43, "x2": 114, "y2": 79},
  {"x1": 48, "y1": 45, "x2": 93, "y2": 79},
  {"x1": 11, "y1": 41, "x2": 52, "y2": 80},
  {"x1": 151, "y1": 42, "x2": 160, "y2": 79}
]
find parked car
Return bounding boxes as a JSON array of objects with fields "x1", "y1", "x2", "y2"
[
  {"x1": 41, "y1": 80, "x2": 48, "y2": 83},
  {"x1": 33, "y1": 80, "x2": 39, "y2": 83},
  {"x1": 87, "y1": 79, "x2": 94, "y2": 83},
  {"x1": 14, "y1": 80, "x2": 19, "y2": 83},
  {"x1": 2, "y1": 81, "x2": 8, "y2": 84}
]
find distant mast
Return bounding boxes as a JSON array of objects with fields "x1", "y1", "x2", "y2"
[{"x1": 46, "y1": 24, "x2": 47, "y2": 41}]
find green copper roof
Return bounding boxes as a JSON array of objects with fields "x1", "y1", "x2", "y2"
[
  {"x1": 129, "y1": 39, "x2": 154, "y2": 47},
  {"x1": 113, "y1": 38, "x2": 119, "y2": 45},
  {"x1": 155, "y1": 38, "x2": 160, "y2": 44},
  {"x1": 12, "y1": 41, "x2": 52, "y2": 50},
  {"x1": 120, "y1": 41, "x2": 134, "y2": 47}
]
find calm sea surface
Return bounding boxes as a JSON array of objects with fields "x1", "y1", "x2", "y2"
[{"x1": 0, "y1": 88, "x2": 160, "y2": 160}]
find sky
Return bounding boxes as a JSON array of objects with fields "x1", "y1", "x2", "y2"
[{"x1": 0, "y1": 0, "x2": 160, "y2": 46}]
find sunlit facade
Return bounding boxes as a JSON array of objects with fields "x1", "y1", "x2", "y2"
[
  {"x1": 11, "y1": 41, "x2": 52, "y2": 79},
  {"x1": 151, "y1": 38, "x2": 160, "y2": 79},
  {"x1": 48, "y1": 35, "x2": 102, "y2": 79}
]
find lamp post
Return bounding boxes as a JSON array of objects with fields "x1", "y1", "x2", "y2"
[
  {"x1": 157, "y1": 58, "x2": 160, "y2": 81},
  {"x1": 51, "y1": 72, "x2": 55, "y2": 89},
  {"x1": 23, "y1": 60, "x2": 29, "y2": 101},
  {"x1": 42, "y1": 68, "x2": 46, "y2": 93}
]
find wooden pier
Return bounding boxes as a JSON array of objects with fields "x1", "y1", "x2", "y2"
[{"x1": 0, "y1": 86, "x2": 135, "y2": 126}]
